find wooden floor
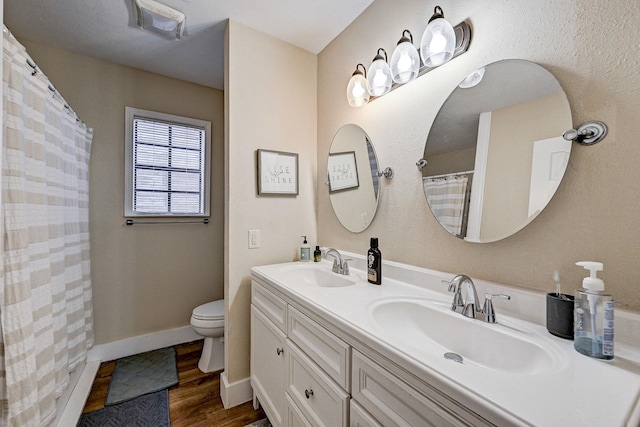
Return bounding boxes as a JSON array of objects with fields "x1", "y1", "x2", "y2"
[{"x1": 82, "y1": 340, "x2": 267, "y2": 427}]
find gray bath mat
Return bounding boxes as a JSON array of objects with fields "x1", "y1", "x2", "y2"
[
  {"x1": 245, "y1": 419, "x2": 272, "y2": 427},
  {"x1": 105, "y1": 347, "x2": 178, "y2": 406},
  {"x1": 78, "y1": 389, "x2": 170, "y2": 427}
]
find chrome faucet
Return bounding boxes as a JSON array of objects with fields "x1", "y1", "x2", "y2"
[
  {"x1": 324, "y1": 248, "x2": 350, "y2": 275},
  {"x1": 443, "y1": 274, "x2": 510, "y2": 323}
]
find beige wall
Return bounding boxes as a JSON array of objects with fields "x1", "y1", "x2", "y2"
[
  {"x1": 225, "y1": 21, "x2": 317, "y2": 383},
  {"x1": 20, "y1": 41, "x2": 225, "y2": 344},
  {"x1": 482, "y1": 91, "x2": 571, "y2": 240},
  {"x1": 318, "y1": 0, "x2": 640, "y2": 312}
]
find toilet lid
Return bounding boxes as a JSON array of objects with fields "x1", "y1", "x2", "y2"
[{"x1": 192, "y1": 300, "x2": 224, "y2": 320}]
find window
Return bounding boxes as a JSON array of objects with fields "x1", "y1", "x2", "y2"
[{"x1": 125, "y1": 107, "x2": 211, "y2": 217}]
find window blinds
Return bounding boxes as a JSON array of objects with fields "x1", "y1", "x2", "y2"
[{"x1": 133, "y1": 117, "x2": 205, "y2": 215}]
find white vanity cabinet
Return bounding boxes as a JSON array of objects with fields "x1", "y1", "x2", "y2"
[{"x1": 251, "y1": 275, "x2": 495, "y2": 427}]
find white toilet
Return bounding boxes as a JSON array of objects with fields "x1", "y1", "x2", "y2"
[{"x1": 190, "y1": 299, "x2": 225, "y2": 373}]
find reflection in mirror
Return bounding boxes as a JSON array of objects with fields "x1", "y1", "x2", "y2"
[
  {"x1": 422, "y1": 59, "x2": 572, "y2": 243},
  {"x1": 328, "y1": 124, "x2": 380, "y2": 233}
]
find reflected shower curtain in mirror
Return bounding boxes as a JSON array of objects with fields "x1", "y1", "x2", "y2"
[
  {"x1": 423, "y1": 175, "x2": 469, "y2": 237},
  {"x1": 1, "y1": 29, "x2": 93, "y2": 426}
]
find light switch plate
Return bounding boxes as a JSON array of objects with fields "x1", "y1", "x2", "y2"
[{"x1": 248, "y1": 230, "x2": 260, "y2": 249}]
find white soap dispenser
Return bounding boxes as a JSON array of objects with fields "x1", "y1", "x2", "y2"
[
  {"x1": 300, "y1": 236, "x2": 310, "y2": 262},
  {"x1": 574, "y1": 261, "x2": 614, "y2": 360}
]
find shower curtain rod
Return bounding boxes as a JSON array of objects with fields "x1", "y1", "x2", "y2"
[
  {"x1": 21, "y1": 49, "x2": 87, "y2": 127},
  {"x1": 424, "y1": 170, "x2": 474, "y2": 180},
  {"x1": 126, "y1": 218, "x2": 209, "y2": 226}
]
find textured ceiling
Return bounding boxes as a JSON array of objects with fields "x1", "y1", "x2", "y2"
[{"x1": 4, "y1": 0, "x2": 374, "y2": 89}]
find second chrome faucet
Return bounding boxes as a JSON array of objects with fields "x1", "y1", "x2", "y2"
[
  {"x1": 444, "y1": 274, "x2": 510, "y2": 323},
  {"x1": 325, "y1": 248, "x2": 351, "y2": 275}
]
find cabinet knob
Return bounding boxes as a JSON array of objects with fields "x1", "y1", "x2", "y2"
[
  {"x1": 304, "y1": 389, "x2": 314, "y2": 399},
  {"x1": 276, "y1": 348, "x2": 284, "y2": 355}
]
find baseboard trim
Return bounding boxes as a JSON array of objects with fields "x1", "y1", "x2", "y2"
[
  {"x1": 87, "y1": 326, "x2": 201, "y2": 362},
  {"x1": 220, "y1": 372, "x2": 252, "y2": 409},
  {"x1": 61, "y1": 326, "x2": 201, "y2": 426},
  {"x1": 55, "y1": 361, "x2": 100, "y2": 427}
]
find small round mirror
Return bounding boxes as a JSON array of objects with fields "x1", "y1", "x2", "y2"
[
  {"x1": 328, "y1": 124, "x2": 380, "y2": 232},
  {"x1": 422, "y1": 59, "x2": 572, "y2": 243}
]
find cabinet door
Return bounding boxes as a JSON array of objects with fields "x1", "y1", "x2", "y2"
[{"x1": 252, "y1": 305, "x2": 287, "y2": 427}]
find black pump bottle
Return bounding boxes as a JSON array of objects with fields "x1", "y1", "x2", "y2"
[{"x1": 367, "y1": 237, "x2": 382, "y2": 285}]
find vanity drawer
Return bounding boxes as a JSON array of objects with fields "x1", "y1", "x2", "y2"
[
  {"x1": 352, "y1": 350, "x2": 480, "y2": 427},
  {"x1": 287, "y1": 306, "x2": 351, "y2": 390},
  {"x1": 286, "y1": 340, "x2": 349, "y2": 427},
  {"x1": 252, "y1": 280, "x2": 287, "y2": 332},
  {"x1": 350, "y1": 399, "x2": 382, "y2": 427},
  {"x1": 284, "y1": 393, "x2": 312, "y2": 427}
]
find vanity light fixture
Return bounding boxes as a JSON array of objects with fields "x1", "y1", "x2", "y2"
[
  {"x1": 346, "y1": 5, "x2": 471, "y2": 107},
  {"x1": 367, "y1": 48, "x2": 393, "y2": 96},
  {"x1": 390, "y1": 30, "x2": 420, "y2": 84},
  {"x1": 133, "y1": 0, "x2": 185, "y2": 40},
  {"x1": 346, "y1": 64, "x2": 370, "y2": 107},
  {"x1": 420, "y1": 6, "x2": 456, "y2": 67}
]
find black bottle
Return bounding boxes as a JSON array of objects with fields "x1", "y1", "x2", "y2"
[
  {"x1": 313, "y1": 245, "x2": 321, "y2": 262},
  {"x1": 367, "y1": 237, "x2": 382, "y2": 285}
]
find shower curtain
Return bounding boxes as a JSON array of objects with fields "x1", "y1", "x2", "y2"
[
  {"x1": 423, "y1": 175, "x2": 469, "y2": 237},
  {"x1": 0, "y1": 29, "x2": 93, "y2": 426}
]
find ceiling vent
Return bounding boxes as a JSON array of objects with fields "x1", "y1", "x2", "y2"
[{"x1": 133, "y1": 0, "x2": 185, "y2": 40}]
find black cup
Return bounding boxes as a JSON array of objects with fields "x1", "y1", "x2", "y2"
[{"x1": 546, "y1": 293, "x2": 575, "y2": 339}]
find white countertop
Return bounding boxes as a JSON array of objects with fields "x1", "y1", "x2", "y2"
[{"x1": 251, "y1": 252, "x2": 640, "y2": 427}]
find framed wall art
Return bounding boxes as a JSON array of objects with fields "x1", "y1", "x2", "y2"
[
  {"x1": 257, "y1": 149, "x2": 299, "y2": 195},
  {"x1": 327, "y1": 151, "x2": 359, "y2": 192}
]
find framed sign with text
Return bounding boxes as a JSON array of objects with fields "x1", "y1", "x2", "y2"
[
  {"x1": 257, "y1": 149, "x2": 299, "y2": 195},
  {"x1": 327, "y1": 151, "x2": 359, "y2": 192}
]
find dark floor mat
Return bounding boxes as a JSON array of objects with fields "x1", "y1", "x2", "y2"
[
  {"x1": 105, "y1": 347, "x2": 178, "y2": 406},
  {"x1": 78, "y1": 389, "x2": 170, "y2": 427}
]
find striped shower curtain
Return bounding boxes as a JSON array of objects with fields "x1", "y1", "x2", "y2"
[
  {"x1": 423, "y1": 175, "x2": 469, "y2": 237},
  {"x1": 1, "y1": 29, "x2": 93, "y2": 426}
]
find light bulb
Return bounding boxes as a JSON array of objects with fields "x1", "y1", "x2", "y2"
[
  {"x1": 346, "y1": 64, "x2": 370, "y2": 107},
  {"x1": 367, "y1": 48, "x2": 392, "y2": 97},
  {"x1": 420, "y1": 7, "x2": 456, "y2": 68},
  {"x1": 390, "y1": 30, "x2": 420, "y2": 84}
]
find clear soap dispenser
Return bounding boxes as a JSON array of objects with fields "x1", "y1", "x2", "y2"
[
  {"x1": 299, "y1": 236, "x2": 310, "y2": 262},
  {"x1": 574, "y1": 261, "x2": 614, "y2": 360}
]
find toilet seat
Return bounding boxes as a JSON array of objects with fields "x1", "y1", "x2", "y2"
[{"x1": 192, "y1": 299, "x2": 224, "y2": 321}]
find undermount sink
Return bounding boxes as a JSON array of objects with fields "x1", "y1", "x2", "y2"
[
  {"x1": 369, "y1": 298, "x2": 564, "y2": 374},
  {"x1": 275, "y1": 263, "x2": 360, "y2": 288}
]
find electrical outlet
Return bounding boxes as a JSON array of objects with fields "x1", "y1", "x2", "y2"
[{"x1": 248, "y1": 230, "x2": 260, "y2": 249}]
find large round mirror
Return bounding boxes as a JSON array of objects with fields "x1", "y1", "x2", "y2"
[
  {"x1": 328, "y1": 124, "x2": 380, "y2": 232},
  {"x1": 422, "y1": 59, "x2": 572, "y2": 243}
]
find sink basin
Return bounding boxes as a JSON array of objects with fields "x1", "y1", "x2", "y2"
[
  {"x1": 275, "y1": 264, "x2": 360, "y2": 288},
  {"x1": 369, "y1": 298, "x2": 563, "y2": 374}
]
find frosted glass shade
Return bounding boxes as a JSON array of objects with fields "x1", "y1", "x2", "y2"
[
  {"x1": 390, "y1": 40, "x2": 420, "y2": 84},
  {"x1": 346, "y1": 73, "x2": 370, "y2": 107},
  {"x1": 420, "y1": 17, "x2": 456, "y2": 67},
  {"x1": 459, "y1": 66, "x2": 486, "y2": 88},
  {"x1": 367, "y1": 58, "x2": 393, "y2": 97}
]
